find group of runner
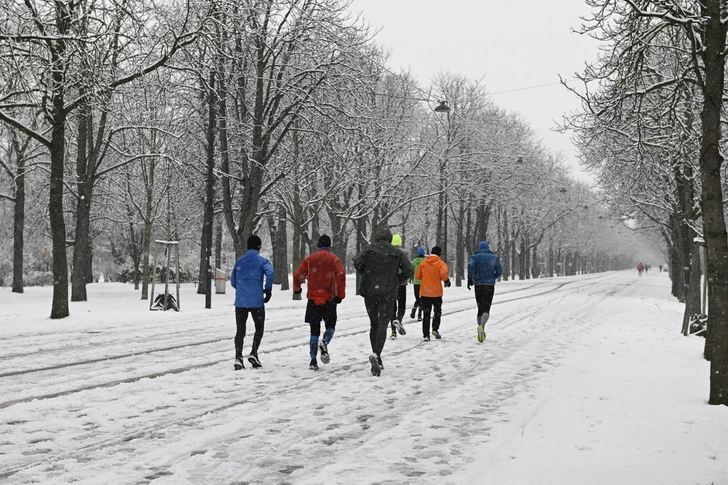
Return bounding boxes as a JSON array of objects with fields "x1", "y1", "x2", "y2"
[{"x1": 230, "y1": 228, "x2": 503, "y2": 376}]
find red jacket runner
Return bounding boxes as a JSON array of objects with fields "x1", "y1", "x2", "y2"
[{"x1": 293, "y1": 248, "x2": 346, "y2": 305}]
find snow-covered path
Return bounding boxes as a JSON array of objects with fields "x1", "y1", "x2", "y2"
[{"x1": 1, "y1": 271, "x2": 725, "y2": 484}]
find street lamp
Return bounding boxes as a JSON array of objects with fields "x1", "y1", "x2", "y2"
[
  {"x1": 434, "y1": 100, "x2": 451, "y2": 267},
  {"x1": 434, "y1": 100, "x2": 451, "y2": 113}
]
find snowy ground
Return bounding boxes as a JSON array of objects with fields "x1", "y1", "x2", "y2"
[{"x1": 0, "y1": 270, "x2": 725, "y2": 485}]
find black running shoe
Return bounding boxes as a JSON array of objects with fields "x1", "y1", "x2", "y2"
[
  {"x1": 369, "y1": 353, "x2": 381, "y2": 377},
  {"x1": 432, "y1": 330, "x2": 441, "y2": 339},
  {"x1": 247, "y1": 354, "x2": 262, "y2": 368},
  {"x1": 410, "y1": 308, "x2": 416, "y2": 319},
  {"x1": 309, "y1": 358, "x2": 319, "y2": 371},
  {"x1": 319, "y1": 341, "x2": 330, "y2": 364},
  {"x1": 234, "y1": 357, "x2": 245, "y2": 370},
  {"x1": 393, "y1": 319, "x2": 406, "y2": 335},
  {"x1": 423, "y1": 335, "x2": 430, "y2": 342}
]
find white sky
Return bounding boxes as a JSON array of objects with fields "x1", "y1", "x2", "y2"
[{"x1": 348, "y1": 0, "x2": 600, "y2": 181}]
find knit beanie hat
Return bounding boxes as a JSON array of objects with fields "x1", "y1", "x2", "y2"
[
  {"x1": 417, "y1": 247, "x2": 425, "y2": 256},
  {"x1": 318, "y1": 235, "x2": 331, "y2": 248},
  {"x1": 247, "y1": 234, "x2": 262, "y2": 251},
  {"x1": 391, "y1": 233, "x2": 402, "y2": 247},
  {"x1": 431, "y1": 246, "x2": 442, "y2": 256}
]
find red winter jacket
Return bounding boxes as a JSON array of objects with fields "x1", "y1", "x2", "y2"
[{"x1": 293, "y1": 248, "x2": 346, "y2": 305}]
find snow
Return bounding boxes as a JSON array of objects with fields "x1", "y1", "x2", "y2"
[{"x1": 0, "y1": 271, "x2": 726, "y2": 485}]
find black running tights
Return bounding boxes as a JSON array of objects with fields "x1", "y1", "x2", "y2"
[
  {"x1": 235, "y1": 306, "x2": 265, "y2": 358},
  {"x1": 474, "y1": 285, "x2": 495, "y2": 318},
  {"x1": 364, "y1": 295, "x2": 395, "y2": 357}
]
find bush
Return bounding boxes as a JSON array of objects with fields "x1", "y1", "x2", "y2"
[{"x1": 23, "y1": 271, "x2": 54, "y2": 287}]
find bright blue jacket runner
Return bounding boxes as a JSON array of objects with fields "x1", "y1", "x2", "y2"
[
  {"x1": 230, "y1": 249, "x2": 274, "y2": 308},
  {"x1": 467, "y1": 241, "x2": 503, "y2": 285}
]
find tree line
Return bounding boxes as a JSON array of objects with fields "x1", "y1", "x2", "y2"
[
  {"x1": 0, "y1": 4, "x2": 639, "y2": 318},
  {"x1": 563, "y1": 0, "x2": 728, "y2": 405}
]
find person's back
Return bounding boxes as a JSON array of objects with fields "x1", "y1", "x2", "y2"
[
  {"x1": 467, "y1": 241, "x2": 502, "y2": 342},
  {"x1": 418, "y1": 255, "x2": 448, "y2": 298},
  {"x1": 229, "y1": 235, "x2": 273, "y2": 370},
  {"x1": 353, "y1": 226, "x2": 413, "y2": 376},
  {"x1": 468, "y1": 241, "x2": 503, "y2": 285},
  {"x1": 231, "y1": 248, "x2": 274, "y2": 308},
  {"x1": 294, "y1": 248, "x2": 345, "y2": 305},
  {"x1": 354, "y1": 227, "x2": 412, "y2": 297}
]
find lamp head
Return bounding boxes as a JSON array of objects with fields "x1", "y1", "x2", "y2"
[{"x1": 434, "y1": 101, "x2": 451, "y2": 113}]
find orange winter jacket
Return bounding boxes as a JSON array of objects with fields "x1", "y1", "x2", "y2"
[
  {"x1": 415, "y1": 255, "x2": 449, "y2": 298},
  {"x1": 293, "y1": 248, "x2": 346, "y2": 305}
]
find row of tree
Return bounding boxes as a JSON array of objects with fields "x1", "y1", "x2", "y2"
[
  {"x1": 564, "y1": 0, "x2": 728, "y2": 405},
  {"x1": 1, "y1": 5, "x2": 643, "y2": 323}
]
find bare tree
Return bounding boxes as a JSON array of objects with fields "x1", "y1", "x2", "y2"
[{"x1": 0, "y1": 0, "x2": 200, "y2": 317}]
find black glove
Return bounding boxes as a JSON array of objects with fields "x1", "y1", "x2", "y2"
[
  {"x1": 293, "y1": 289, "x2": 302, "y2": 295},
  {"x1": 467, "y1": 279, "x2": 473, "y2": 290},
  {"x1": 333, "y1": 296, "x2": 342, "y2": 304},
  {"x1": 444, "y1": 279, "x2": 451, "y2": 288},
  {"x1": 264, "y1": 289, "x2": 272, "y2": 303}
]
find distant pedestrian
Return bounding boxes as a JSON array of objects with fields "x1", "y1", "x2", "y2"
[
  {"x1": 230, "y1": 235, "x2": 274, "y2": 370},
  {"x1": 293, "y1": 235, "x2": 346, "y2": 371},
  {"x1": 415, "y1": 246, "x2": 450, "y2": 341},
  {"x1": 353, "y1": 226, "x2": 413, "y2": 376},
  {"x1": 637, "y1": 262, "x2": 644, "y2": 276},
  {"x1": 389, "y1": 233, "x2": 408, "y2": 339},
  {"x1": 410, "y1": 247, "x2": 426, "y2": 321},
  {"x1": 659, "y1": 264, "x2": 663, "y2": 273},
  {"x1": 467, "y1": 241, "x2": 503, "y2": 342}
]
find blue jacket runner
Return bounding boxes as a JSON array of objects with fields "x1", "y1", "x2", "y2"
[
  {"x1": 467, "y1": 241, "x2": 503, "y2": 285},
  {"x1": 230, "y1": 249, "x2": 274, "y2": 308}
]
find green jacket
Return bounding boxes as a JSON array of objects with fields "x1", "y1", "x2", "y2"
[
  {"x1": 353, "y1": 226, "x2": 413, "y2": 297},
  {"x1": 411, "y1": 256, "x2": 426, "y2": 285}
]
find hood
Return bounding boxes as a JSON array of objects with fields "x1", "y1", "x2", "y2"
[
  {"x1": 372, "y1": 225, "x2": 393, "y2": 244},
  {"x1": 391, "y1": 233, "x2": 402, "y2": 247},
  {"x1": 479, "y1": 241, "x2": 490, "y2": 251}
]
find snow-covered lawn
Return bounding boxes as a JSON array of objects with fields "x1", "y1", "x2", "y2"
[{"x1": 0, "y1": 271, "x2": 725, "y2": 484}]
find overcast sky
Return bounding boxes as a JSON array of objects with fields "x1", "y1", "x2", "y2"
[{"x1": 347, "y1": 0, "x2": 600, "y2": 181}]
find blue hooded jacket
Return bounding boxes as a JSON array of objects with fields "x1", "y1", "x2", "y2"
[
  {"x1": 467, "y1": 241, "x2": 503, "y2": 285},
  {"x1": 230, "y1": 249, "x2": 274, "y2": 308}
]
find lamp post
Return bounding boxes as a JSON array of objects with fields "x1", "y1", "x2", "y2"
[{"x1": 434, "y1": 101, "x2": 451, "y2": 266}]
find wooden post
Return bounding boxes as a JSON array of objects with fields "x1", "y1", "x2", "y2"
[
  {"x1": 175, "y1": 243, "x2": 180, "y2": 310},
  {"x1": 164, "y1": 243, "x2": 171, "y2": 311}
]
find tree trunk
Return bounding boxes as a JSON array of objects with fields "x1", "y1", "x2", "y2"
[
  {"x1": 500, "y1": 208, "x2": 510, "y2": 281},
  {"x1": 700, "y1": 0, "x2": 728, "y2": 405},
  {"x1": 475, "y1": 199, "x2": 490, "y2": 243},
  {"x1": 12, "y1": 149, "x2": 25, "y2": 293},
  {"x1": 215, "y1": 214, "x2": 223, "y2": 270},
  {"x1": 197, "y1": 219, "x2": 207, "y2": 295},
  {"x1": 49, "y1": 117, "x2": 69, "y2": 318},
  {"x1": 140, "y1": 158, "x2": 155, "y2": 300},
  {"x1": 455, "y1": 201, "x2": 465, "y2": 286},
  {"x1": 277, "y1": 205, "x2": 289, "y2": 290}
]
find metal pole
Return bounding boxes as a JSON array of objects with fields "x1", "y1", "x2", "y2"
[{"x1": 205, "y1": 71, "x2": 216, "y2": 309}]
